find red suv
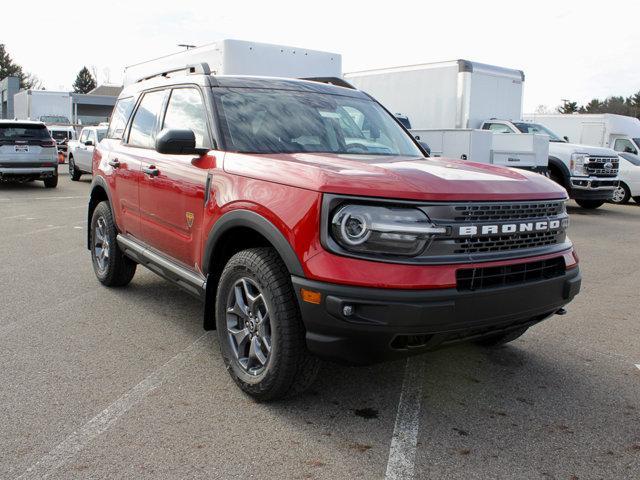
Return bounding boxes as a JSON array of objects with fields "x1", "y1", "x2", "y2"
[{"x1": 88, "y1": 69, "x2": 581, "y2": 400}]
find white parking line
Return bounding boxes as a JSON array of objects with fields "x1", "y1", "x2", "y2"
[
  {"x1": 0, "y1": 214, "x2": 26, "y2": 220},
  {"x1": 15, "y1": 332, "x2": 214, "y2": 480},
  {"x1": 635, "y1": 364, "x2": 640, "y2": 371},
  {"x1": 385, "y1": 356, "x2": 425, "y2": 480}
]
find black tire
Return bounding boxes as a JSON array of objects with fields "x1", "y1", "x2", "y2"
[
  {"x1": 215, "y1": 247, "x2": 319, "y2": 401},
  {"x1": 43, "y1": 170, "x2": 58, "y2": 188},
  {"x1": 610, "y1": 183, "x2": 631, "y2": 204},
  {"x1": 575, "y1": 199, "x2": 605, "y2": 209},
  {"x1": 475, "y1": 327, "x2": 529, "y2": 347},
  {"x1": 633, "y1": 196, "x2": 640, "y2": 204},
  {"x1": 90, "y1": 201, "x2": 136, "y2": 287},
  {"x1": 69, "y1": 156, "x2": 81, "y2": 181}
]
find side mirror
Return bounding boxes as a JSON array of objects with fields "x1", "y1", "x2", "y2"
[
  {"x1": 156, "y1": 129, "x2": 208, "y2": 155},
  {"x1": 563, "y1": 136, "x2": 569, "y2": 142},
  {"x1": 85, "y1": 140, "x2": 94, "y2": 146},
  {"x1": 418, "y1": 141, "x2": 431, "y2": 156}
]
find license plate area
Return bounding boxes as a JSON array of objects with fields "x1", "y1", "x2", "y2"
[{"x1": 15, "y1": 145, "x2": 29, "y2": 153}]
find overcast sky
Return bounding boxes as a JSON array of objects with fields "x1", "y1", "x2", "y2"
[{"x1": 3, "y1": 0, "x2": 638, "y2": 111}]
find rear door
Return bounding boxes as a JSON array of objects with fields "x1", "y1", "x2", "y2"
[{"x1": 138, "y1": 86, "x2": 213, "y2": 269}]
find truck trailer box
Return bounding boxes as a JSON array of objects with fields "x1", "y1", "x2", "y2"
[
  {"x1": 13, "y1": 90, "x2": 73, "y2": 123},
  {"x1": 124, "y1": 39, "x2": 342, "y2": 86},
  {"x1": 344, "y1": 60, "x2": 524, "y2": 130},
  {"x1": 523, "y1": 113, "x2": 640, "y2": 154}
]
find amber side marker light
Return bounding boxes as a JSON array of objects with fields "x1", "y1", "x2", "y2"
[{"x1": 301, "y1": 288, "x2": 322, "y2": 304}]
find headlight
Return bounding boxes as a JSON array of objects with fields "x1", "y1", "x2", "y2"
[
  {"x1": 570, "y1": 153, "x2": 589, "y2": 176},
  {"x1": 330, "y1": 204, "x2": 446, "y2": 256}
]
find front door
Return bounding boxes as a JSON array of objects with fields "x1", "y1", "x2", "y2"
[{"x1": 138, "y1": 87, "x2": 213, "y2": 270}]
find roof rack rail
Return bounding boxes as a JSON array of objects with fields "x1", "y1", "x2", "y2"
[
  {"x1": 302, "y1": 77, "x2": 356, "y2": 90},
  {"x1": 137, "y1": 62, "x2": 211, "y2": 83}
]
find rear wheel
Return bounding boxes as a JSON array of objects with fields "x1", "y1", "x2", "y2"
[
  {"x1": 90, "y1": 201, "x2": 136, "y2": 286},
  {"x1": 575, "y1": 199, "x2": 605, "y2": 209},
  {"x1": 475, "y1": 327, "x2": 529, "y2": 347},
  {"x1": 610, "y1": 183, "x2": 631, "y2": 204},
  {"x1": 215, "y1": 247, "x2": 319, "y2": 401},
  {"x1": 43, "y1": 170, "x2": 58, "y2": 188},
  {"x1": 69, "y1": 156, "x2": 81, "y2": 181}
]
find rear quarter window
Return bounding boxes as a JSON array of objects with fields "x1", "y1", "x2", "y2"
[{"x1": 0, "y1": 124, "x2": 51, "y2": 143}]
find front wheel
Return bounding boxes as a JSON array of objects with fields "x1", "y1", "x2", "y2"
[
  {"x1": 215, "y1": 247, "x2": 319, "y2": 401},
  {"x1": 69, "y1": 156, "x2": 81, "y2": 181},
  {"x1": 90, "y1": 201, "x2": 136, "y2": 286},
  {"x1": 610, "y1": 183, "x2": 631, "y2": 204},
  {"x1": 575, "y1": 199, "x2": 605, "y2": 209}
]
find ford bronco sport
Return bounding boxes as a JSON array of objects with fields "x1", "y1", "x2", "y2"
[{"x1": 88, "y1": 67, "x2": 581, "y2": 400}]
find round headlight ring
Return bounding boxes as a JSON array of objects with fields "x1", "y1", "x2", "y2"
[{"x1": 340, "y1": 212, "x2": 370, "y2": 246}]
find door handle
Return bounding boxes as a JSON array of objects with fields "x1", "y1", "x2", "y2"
[
  {"x1": 142, "y1": 165, "x2": 159, "y2": 177},
  {"x1": 108, "y1": 159, "x2": 120, "y2": 168}
]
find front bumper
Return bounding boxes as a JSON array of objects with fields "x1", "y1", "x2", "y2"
[
  {"x1": 293, "y1": 267, "x2": 581, "y2": 365},
  {"x1": 570, "y1": 176, "x2": 618, "y2": 200}
]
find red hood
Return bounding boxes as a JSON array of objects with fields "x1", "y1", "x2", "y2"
[{"x1": 223, "y1": 152, "x2": 567, "y2": 201}]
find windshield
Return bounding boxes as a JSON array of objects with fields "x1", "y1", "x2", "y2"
[
  {"x1": 0, "y1": 124, "x2": 51, "y2": 141},
  {"x1": 513, "y1": 122, "x2": 565, "y2": 142},
  {"x1": 213, "y1": 88, "x2": 422, "y2": 156}
]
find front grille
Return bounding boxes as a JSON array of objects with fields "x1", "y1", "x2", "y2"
[
  {"x1": 456, "y1": 257, "x2": 565, "y2": 291},
  {"x1": 585, "y1": 156, "x2": 618, "y2": 177},
  {"x1": 454, "y1": 231, "x2": 560, "y2": 254},
  {"x1": 452, "y1": 201, "x2": 565, "y2": 222}
]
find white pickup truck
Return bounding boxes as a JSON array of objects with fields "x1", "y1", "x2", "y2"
[
  {"x1": 67, "y1": 126, "x2": 107, "y2": 181},
  {"x1": 479, "y1": 120, "x2": 620, "y2": 209}
]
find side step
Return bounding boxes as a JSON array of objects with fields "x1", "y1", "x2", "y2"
[{"x1": 117, "y1": 234, "x2": 206, "y2": 300}]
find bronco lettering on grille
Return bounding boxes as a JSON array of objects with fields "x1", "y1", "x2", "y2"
[{"x1": 458, "y1": 220, "x2": 561, "y2": 236}]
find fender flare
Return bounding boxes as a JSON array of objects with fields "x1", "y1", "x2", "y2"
[
  {"x1": 202, "y1": 210, "x2": 304, "y2": 277},
  {"x1": 87, "y1": 176, "x2": 114, "y2": 249}
]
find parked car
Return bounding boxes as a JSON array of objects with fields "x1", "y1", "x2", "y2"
[
  {"x1": 480, "y1": 120, "x2": 620, "y2": 209},
  {"x1": 610, "y1": 153, "x2": 640, "y2": 204},
  {"x1": 68, "y1": 126, "x2": 107, "y2": 180},
  {"x1": 88, "y1": 65, "x2": 581, "y2": 400},
  {"x1": 0, "y1": 120, "x2": 58, "y2": 188}
]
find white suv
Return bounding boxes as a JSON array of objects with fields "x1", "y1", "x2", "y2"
[{"x1": 0, "y1": 120, "x2": 58, "y2": 188}]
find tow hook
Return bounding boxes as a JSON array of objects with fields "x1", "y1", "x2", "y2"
[{"x1": 555, "y1": 308, "x2": 567, "y2": 316}]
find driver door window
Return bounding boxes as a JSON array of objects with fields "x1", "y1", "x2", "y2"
[
  {"x1": 484, "y1": 123, "x2": 514, "y2": 134},
  {"x1": 614, "y1": 138, "x2": 637, "y2": 154},
  {"x1": 128, "y1": 90, "x2": 167, "y2": 148}
]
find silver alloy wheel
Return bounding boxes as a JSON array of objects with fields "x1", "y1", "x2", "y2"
[
  {"x1": 612, "y1": 185, "x2": 626, "y2": 203},
  {"x1": 93, "y1": 217, "x2": 110, "y2": 274},
  {"x1": 226, "y1": 278, "x2": 272, "y2": 375}
]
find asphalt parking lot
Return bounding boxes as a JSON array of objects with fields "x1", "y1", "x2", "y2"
[{"x1": 1, "y1": 168, "x2": 639, "y2": 480}]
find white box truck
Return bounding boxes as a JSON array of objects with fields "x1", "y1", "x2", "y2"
[
  {"x1": 523, "y1": 113, "x2": 640, "y2": 156},
  {"x1": 124, "y1": 39, "x2": 342, "y2": 86},
  {"x1": 13, "y1": 90, "x2": 73, "y2": 124},
  {"x1": 344, "y1": 60, "x2": 548, "y2": 173}
]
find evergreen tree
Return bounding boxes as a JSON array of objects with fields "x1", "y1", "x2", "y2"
[
  {"x1": 72, "y1": 66, "x2": 97, "y2": 94},
  {"x1": 557, "y1": 100, "x2": 579, "y2": 114},
  {"x1": 0, "y1": 43, "x2": 37, "y2": 89}
]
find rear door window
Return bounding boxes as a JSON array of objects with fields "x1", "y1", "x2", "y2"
[
  {"x1": 483, "y1": 123, "x2": 514, "y2": 134},
  {"x1": 127, "y1": 90, "x2": 167, "y2": 148},
  {"x1": 107, "y1": 97, "x2": 135, "y2": 140}
]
